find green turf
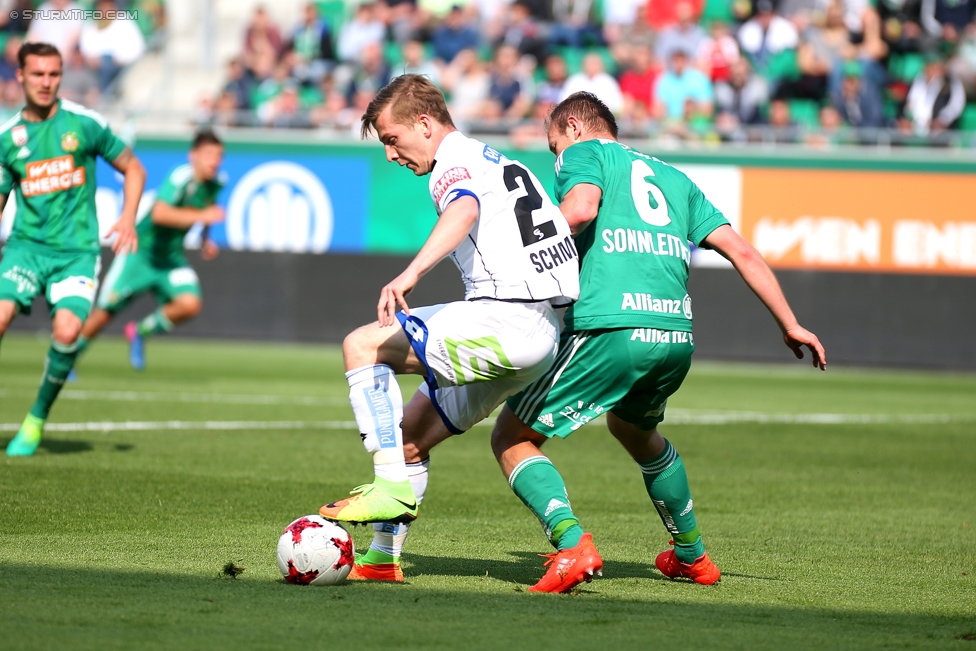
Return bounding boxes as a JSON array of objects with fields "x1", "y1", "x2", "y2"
[{"x1": 1, "y1": 333, "x2": 974, "y2": 650}]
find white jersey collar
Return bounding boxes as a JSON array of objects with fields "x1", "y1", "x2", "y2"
[{"x1": 431, "y1": 130, "x2": 465, "y2": 173}]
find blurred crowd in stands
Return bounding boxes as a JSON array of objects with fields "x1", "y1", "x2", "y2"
[
  {"x1": 0, "y1": 0, "x2": 163, "y2": 118},
  {"x1": 197, "y1": 0, "x2": 976, "y2": 147}
]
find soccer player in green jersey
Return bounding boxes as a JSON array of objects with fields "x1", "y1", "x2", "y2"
[
  {"x1": 0, "y1": 42, "x2": 146, "y2": 457},
  {"x1": 347, "y1": 92, "x2": 826, "y2": 592},
  {"x1": 488, "y1": 92, "x2": 826, "y2": 591},
  {"x1": 75, "y1": 130, "x2": 226, "y2": 370}
]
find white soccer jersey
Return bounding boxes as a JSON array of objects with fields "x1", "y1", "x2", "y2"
[{"x1": 428, "y1": 131, "x2": 580, "y2": 306}]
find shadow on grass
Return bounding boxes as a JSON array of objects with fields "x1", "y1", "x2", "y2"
[
  {"x1": 405, "y1": 551, "x2": 669, "y2": 585},
  {"x1": 0, "y1": 439, "x2": 136, "y2": 455},
  {"x1": 0, "y1": 563, "x2": 972, "y2": 651},
  {"x1": 39, "y1": 439, "x2": 94, "y2": 454}
]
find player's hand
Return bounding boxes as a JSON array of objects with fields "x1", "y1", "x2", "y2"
[
  {"x1": 377, "y1": 268, "x2": 420, "y2": 327},
  {"x1": 201, "y1": 239, "x2": 220, "y2": 261},
  {"x1": 108, "y1": 219, "x2": 138, "y2": 255},
  {"x1": 784, "y1": 325, "x2": 826, "y2": 371},
  {"x1": 201, "y1": 206, "x2": 225, "y2": 224}
]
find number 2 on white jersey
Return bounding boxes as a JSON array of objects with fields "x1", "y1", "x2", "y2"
[{"x1": 631, "y1": 159, "x2": 671, "y2": 227}]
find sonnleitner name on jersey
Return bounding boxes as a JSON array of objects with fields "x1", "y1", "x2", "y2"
[{"x1": 602, "y1": 228, "x2": 691, "y2": 264}]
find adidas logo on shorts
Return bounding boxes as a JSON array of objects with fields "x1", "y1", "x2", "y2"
[{"x1": 537, "y1": 413, "x2": 554, "y2": 427}]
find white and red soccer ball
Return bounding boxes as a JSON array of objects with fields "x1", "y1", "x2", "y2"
[{"x1": 276, "y1": 515, "x2": 354, "y2": 585}]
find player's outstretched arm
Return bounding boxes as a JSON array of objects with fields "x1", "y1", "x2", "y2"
[
  {"x1": 559, "y1": 183, "x2": 603, "y2": 235},
  {"x1": 702, "y1": 224, "x2": 826, "y2": 370},
  {"x1": 377, "y1": 195, "x2": 479, "y2": 326},
  {"x1": 151, "y1": 202, "x2": 225, "y2": 229},
  {"x1": 107, "y1": 147, "x2": 146, "y2": 255}
]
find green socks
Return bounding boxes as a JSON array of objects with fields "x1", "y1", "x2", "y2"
[
  {"x1": 29, "y1": 338, "x2": 80, "y2": 420},
  {"x1": 137, "y1": 309, "x2": 174, "y2": 337},
  {"x1": 639, "y1": 439, "x2": 705, "y2": 564},
  {"x1": 509, "y1": 455, "x2": 583, "y2": 551}
]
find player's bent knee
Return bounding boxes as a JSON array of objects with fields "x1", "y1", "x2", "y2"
[
  {"x1": 0, "y1": 302, "x2": 16, "y2": 335},
  {"x1": 182, "y1": 296, "x2": 203, "y2": 318},
  {"x1": 342, "y1": 326, "x2": 374, "y2": 365},
  {"x1": 170, "y1": 294, "x2": 202, "y2": 319},
  {"x1": 52, "y1": 320, "x2": 82, "y2": 346}
]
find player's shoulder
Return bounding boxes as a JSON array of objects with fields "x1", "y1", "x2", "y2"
[
  {"x1": 555, "y1": 138, "x2": 609, "y2": 177},
  {"x1": 165, "y1": 163, "x2": 195, "y2": 188},
  {"x1": 436, "y1": 130, "x2": 504, "y2": 169},
  {"x1": 58, "y1": 99, "x2": 110, "y2": 129},
  {"x1": 429, "y1": 131, "x2": 500, "y2": 200},
  {"x1": 0, "y1": 111, "x2": 23, "y2": 154}
]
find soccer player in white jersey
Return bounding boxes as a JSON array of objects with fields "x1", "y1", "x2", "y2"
[{"x1": 319, "y1": 75, "x2": 580, "y2": 540}]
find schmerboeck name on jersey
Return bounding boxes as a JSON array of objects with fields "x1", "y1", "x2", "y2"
[
  {"x1": 601, "y1": 228, "x2": 690, "y2": 264},
  {"x1": 529, "y1": 235, "x2": 578, "y2": 274},
  {"x1": 20, "y1": 156, "x2": 85, "y2": 197}
]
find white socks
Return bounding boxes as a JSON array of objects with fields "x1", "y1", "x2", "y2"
[
  {"x1": 369, "y1": 457, "x2": 430, "y2": 558},
  {"x1": 346, "y1": 364, "x2": 407, "y2": 483}
]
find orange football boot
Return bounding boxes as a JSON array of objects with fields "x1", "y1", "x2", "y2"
[
  {"x1": 347, "y1": 560, "x2": 405, "y2": 583},
  {"x1": 655, "y1": 542, "x2": 721, "y2": 585},
  {"x1": 528, "y1": 532, "x2": 603, "y2": 593}
]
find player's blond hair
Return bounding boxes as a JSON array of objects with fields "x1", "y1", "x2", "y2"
[{"x1": 360, "y1": 74, "x2": 455, "y2": 139}]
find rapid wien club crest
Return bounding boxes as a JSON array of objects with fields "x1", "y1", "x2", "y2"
[
  {"x1": 11, "y1": 125, "x2": 27, "y2": 146},
  {"x1": 61, "y1": 131, "x2": 79, "y2": 152}
]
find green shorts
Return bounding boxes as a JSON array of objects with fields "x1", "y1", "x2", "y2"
[
  {"x1": 507, "y1": 327, "x2": 694, "y2": 438},
  {"x1": 0, "y1": 242, "x2": 99, "y2": 322},
  {"x1": 96, "y1": 250, "x2": 201, "y2": 313}
]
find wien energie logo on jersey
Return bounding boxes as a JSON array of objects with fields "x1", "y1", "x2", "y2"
[{"x1": 21, "y1": 155, "x2": 86, "y2": 197}]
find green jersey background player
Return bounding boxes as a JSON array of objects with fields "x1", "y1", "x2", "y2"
[
  {"x1": 489, "y1": 92, "x2": 826, "y2": 591},
  {"x1": 0, "y1": 42, "x2": 146, "y2": 457},
  {"x1": 76, "y1": 130, "x2": 226, "y2": 370}
]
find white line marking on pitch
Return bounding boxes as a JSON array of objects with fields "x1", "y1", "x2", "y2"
[
  {"x1": 663, "y1": 410, "x2": 974, "y2": 425},
  {"x1": 0, "y1": 420, "x2": 357, "y2": 432},
  {"x1": 1, "y1": 389, "x2": 348, "y2": 406},
  {"x1": 1, "y1": 412, "x2": 972, "y2": 433}
]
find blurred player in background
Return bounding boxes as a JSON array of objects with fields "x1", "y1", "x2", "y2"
[
  {"x1": 0, "y1": 42, "x2": 145, "y2": 457},
  {"x1": 318, "y1": 75, "x2": 580, "y2": 553},
  {"x1": 75, "y1": 130, "x2": 226, "y2": 370}
]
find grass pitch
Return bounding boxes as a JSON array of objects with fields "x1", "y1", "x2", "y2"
[{"x1": 1, "y1": 333, "x2": 974, "y2": 650}]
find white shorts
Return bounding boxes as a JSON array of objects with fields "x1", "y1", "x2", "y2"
[{"x1": 397, "y1": 299, "x2": 560, "y2": 433}]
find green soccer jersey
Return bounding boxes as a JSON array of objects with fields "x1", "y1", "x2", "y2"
[
  {"x1": 138, "y1": 163, "x2": 225, "y2": 264},
  {"x1": 0, "y1": 99, "x2": 127, "y2": 253},
  {"x1": 554, "y1": 139, "x2": 730, "y2": 333}
]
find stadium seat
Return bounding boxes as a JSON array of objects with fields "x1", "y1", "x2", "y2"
[
  {"x1": 763, "y1": 49, "x2": 801, "y2": 83},
  {"x1": 385, "y1": 41, "x2": 403, "y2": 67},
  {"x1": 888, "y1": 52, "x2": 925, "y2": 82},
  {"x1": 316, "y1": 0, "x2": 347, "y2": 36},
  {"x1": 788, "y1": 99, "x2": 821, "y2": 128},
  {"x1": 961, "y1": 105, "x2": 976, "y2": 132},
  {"x1": 555, "y1": 46, "x2": 583, "y2": 75},
  {"x1": 701, "y1": 0, "x2": 735, "y2": 23},
  {"x1": 554, "y1": 46, "x2": 616, "y2": 75}
]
